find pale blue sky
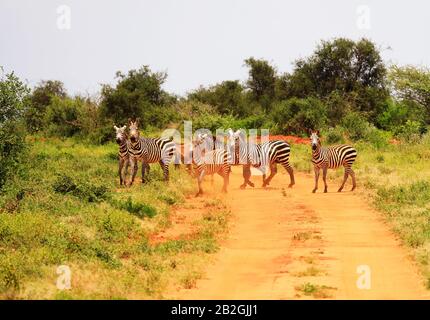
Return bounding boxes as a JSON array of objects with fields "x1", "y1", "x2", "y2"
[{"x1": 1, "y1": 0, "x2": 429, "y2": 96}]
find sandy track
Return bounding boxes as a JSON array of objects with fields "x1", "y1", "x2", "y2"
[{"x1": 175, "y1": 168, "x2": 429, "y2": 300}]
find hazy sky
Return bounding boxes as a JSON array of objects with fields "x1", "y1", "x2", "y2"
[{"x1": 1, "y1": 0, "x2": 430, "y2": 97}]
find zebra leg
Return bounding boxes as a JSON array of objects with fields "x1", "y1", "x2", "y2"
[
  {"x1": 196, "y1": 169, "x2": 205, "y2": 197},
  {"x1": 262, "y1": 163, "x2": 277, "y2": 187},
  {"x1": 338, "y1": 167, "x2": 349, "y2": 192},
  {"x1": 350, "y1": 168, "x2": 356, "y2": 191},
  {"x1": 141, "y1": 162, "x2": 149, "y2": 183},
  {"x1": 322, "y1": 166, "x2": 328, "y2": 193},
  {"x1": 222, "y1": 168, "x2": 230, "y2": 193},
  {"x1": 119, "y1": 158, "x2": 125, "y2": 186},
  {"x1": 128, "y1": 157, "x2": 138, "y2": 187},
  {"x1": 284, "y1": 164, "x2": 295, "y2": 188},
  {"x1": 312, "y1": 166, "x2": 320, "y2": 193},
  {"x1": 241, "y1": 164, "x2": 254, "y2": 189},
  {"x1": 159, "y1": 160, "x2": 169, "y2": 182}
]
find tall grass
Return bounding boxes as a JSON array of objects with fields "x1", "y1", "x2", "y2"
[{"x1": 0, "y1": 136, "x2": 228, "y2": 299}]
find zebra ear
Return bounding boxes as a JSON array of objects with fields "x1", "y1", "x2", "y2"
[
  {"x1": 128, "y1": 118, "x2": 132, "y2": 125},
  {"x1": 316, "y1": 130, "x2": 320, "y2": 136},
  {"x1": 121, "y1": 125, "x2": 126, "y2": 130},
  {"x1": 114, "y1": 125, "x2": 119, "y2": 130}
]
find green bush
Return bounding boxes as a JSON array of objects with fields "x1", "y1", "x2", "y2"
[
  {"x1": 324, "y1": 126, "x2": 345, "y2": 144},
  {"x1": 0, "y1": 70, "x2": 29, "y2": 190},
  {"x1": 340, "y1": 112, "x2": 371, "y2": 141},
  {"x1": 376, "y1": 180, "x2": 430, "y2": 206},
  {"x1": 395, "y1": 120, "x2": 424, "y2": 143},
  {"x1": 271, "y1": 97, "x2": 328, "y2": 134},
  {"x1": 365, "y1": 127, "x2": 390, "y2": 149},
  {"x1": 111, "y1": 197, "x2": 157, "y2": 219},
  {"x1": 52, "y1": 174, "x2": 109, "y2": 202}
]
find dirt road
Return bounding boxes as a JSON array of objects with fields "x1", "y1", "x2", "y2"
[{"x1": 175, "y1": 168, "x2": 429, "y2": 299}]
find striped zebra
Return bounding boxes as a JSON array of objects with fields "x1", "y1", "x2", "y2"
[
  {"x1": 192, "y1": 133, "x2": 231, "y2": 196},
  {"x1": 310, "y1": 130, "x2": 357, "y2": 193},
  {"x1": 114, "y1": 125, "x2": 143, "y2": 186},
  {"x1": 127, "y1": 119, "x2": 176, "y2": 185},
  {"x1": 227, "y1": 129, "x2": 295, "y2": 189}
]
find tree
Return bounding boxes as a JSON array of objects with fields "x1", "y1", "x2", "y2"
[
  {"x1": 188, "y1": 80, "x2": 249, "y2": 116},
  {"x1": 282, "y1": 38, "x2": 388, "y2": 119},
  {"x1": 244, "y1": 57, "x2": 277, "y2": 111},
  {"x1": 100, "y1": 66, "x2": 175, "y2": 128},
  {"x1": 26, "y1": 80, "x2": 67, "y2": 132},
  {"x1": 388, "y1": 65, "x2": 430, "y2": 123},
  {"x1": 271, "y1": 97, "x2": 328, "y2": 134},
  {"x1": 0, "y1": 69, "x2": 29, "y2": 189}
]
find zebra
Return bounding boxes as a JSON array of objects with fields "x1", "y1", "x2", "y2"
[
  {"x1": 127, "y1": 119, "x2": 176, "y2": 185},
  {"x1": 310, "y1": 130, "x2": 357, "y2": 193},
  {"x1": 114, "y1": 125, "x2": 149, "y2": 186},
  {"x1": 192, "y1": 133, "x2": 232, "y2": 196},
  {"x1": 227, "y1": 129, "x2": 295, "y2": 189}
]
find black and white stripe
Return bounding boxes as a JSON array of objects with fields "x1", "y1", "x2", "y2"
[
  {"x1": 310, "y1": 130, "x2": 357, "y2": 193},
  {"x1": 192, "y1": 133, "x2": 231, "y2": 196},
  {"x1": 227, "y1": 129, "x2": 295, "y2": 189},
  {"x1": 128, "y1": 120, "x2": 175, "y2": 185}
]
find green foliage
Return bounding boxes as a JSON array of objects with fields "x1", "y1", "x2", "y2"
[
  {"x1": 111, "y1": 197, "x2": 157, "y2": 219},
  {"x1": 25, "y1": 80, "x2": 66, "y2": 132},
  {"x1": 396, "y1": 120, "x2": 424, "y2": 143},
  {"x1": 53, "y1": 174, "x2": 109, "y2": 202},
  {"x1": 244, "y1": 57, "x2": 277, "y2": 111},
  {"x1": 282, "y1": 38, "x2": 388, "y2": 120},
  {"x1": 377, "y1": 181, "x2": 430, "y2": 207},
  {"x1": 0, "y1": 70, "x2": 29, "y2": 190},
  {"x1": 388, "y1": 65, "x2": 430, "y2": 122},
  {"x1": 100, "y1": 66, "x2": 176, "y2": 128},
  {"x1": 188, "y1": 81, "x2": 250, "y2": 117},
  {"x1": 340, "y1": 112, "x2": 371, "y2": 141},
  {"x1": 271, "y1": 97, "x2": 327, "y2": 134},
  {"x1": 44, "y1": 96, "x2": 84, "y2": 137},
  {"x1": 324, "y1": 126, "x2": 345, "y2": 144}
]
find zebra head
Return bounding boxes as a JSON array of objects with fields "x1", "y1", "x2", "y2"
[
  {"x1": 128, "y1": 118, "x2": 140, "y2": 144},
  {"x1": 310, "y1": 130, "x2": 320, "y2": 151},
  {"x1": 227, "y1": 129, "x2": 245, "y2": 149},
  {"x1": 114, "y1": 125, "x2": 127, "y2": 144},
  {"x1": 193, "y1": 132, "x2": 209, "y2": 149}
]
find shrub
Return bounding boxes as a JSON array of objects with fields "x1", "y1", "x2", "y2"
[
  {"x1": 395, "y1": 120, "x2": 423, "y2": 143},
  {"x1": 365, "y1": 127, "x2": 390, "y2": 149},
  {"x1": 52, "y1": 174, "x2": 109, "y2": 202},
  {"x1": 111, "y1": 197, "x2": 157, "y2": 219},
  {"x1": 340, "y1": 112, "x2": 371, "y2": 141},
  {"x1": 0, "y1": 70, "x2": 29, "y2": 190},
  {"x1": 271, "y1": 97, "x2": 328, "y2": 135},
  {"x1": 324, "y1": 126, "x2": 345, "y2": 144}
]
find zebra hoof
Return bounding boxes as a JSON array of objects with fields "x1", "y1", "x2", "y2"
[
  {"x1": 351, "y1": 186, "x2": 356, "y2": 191},
  {"x1": 288, "y1": 183, "x2": 294, "y2": 188},
  {"x1": 324, "y1": 190, "x2": 328, "y2": 193},
  {"x1": 248, "y1": 182, "x2": 255, "y2": 188},
  {"x1": 312, "y1": 189, "x2": 317, "y2": 193},
  {"x1": 337, "y1": 189, "x2": 343, "y2": 193},
  {"x1": 195, "y1": 192, "x2": 203, "y2": 197},
  {"x1": 240, "y1": 184, "x2": 246, "y2": 189}
]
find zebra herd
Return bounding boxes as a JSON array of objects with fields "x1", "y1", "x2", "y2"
[{"x1": 114, "y1": 120, "x2": 358, "y2": 195}]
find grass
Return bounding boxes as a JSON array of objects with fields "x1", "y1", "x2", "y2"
[
  {"x1": 295, "y1": 282, "x2": 337, "y2": 299},
  {"x1": 0, "y1": 136, "x2": 229, "y2": 299},
  {"x1": 292, "y1": 133, "x2": 430, "y2": 288}
]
